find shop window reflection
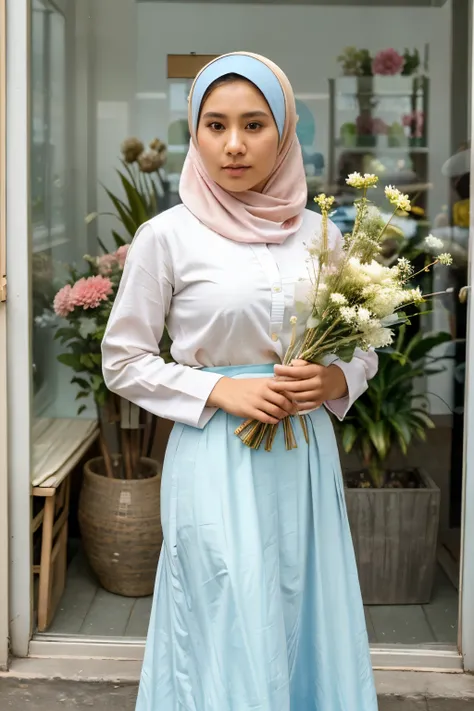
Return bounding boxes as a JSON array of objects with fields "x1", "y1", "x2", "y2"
[{"x1": 31, "y1": 0, "x2": 66, "y2": 409}]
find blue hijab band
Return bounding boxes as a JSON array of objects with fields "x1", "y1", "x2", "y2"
[{"x1": 191, "y1": 54, "x2": 286, "y2": 139}]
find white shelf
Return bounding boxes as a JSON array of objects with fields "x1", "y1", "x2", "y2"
[{"x1": 334, "y1": 144, "x2": 428, "y2": 154}]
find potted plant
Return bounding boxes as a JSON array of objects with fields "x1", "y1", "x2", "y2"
[
  {"x1": 339, "y1": 122, "x2": 357, "y2": 148},
  {"x1": 387, "y1": 121, "x2": 407, "y2": 148},
  {"x1": 339, "y1": 325, "x2": 451, "y2": 605},
  {"x1": 51, "y1": 136, "x2": 172, "y2": 597},
  {"x1": 88, "y1": 136, "x2": 169, "y2": 246}
]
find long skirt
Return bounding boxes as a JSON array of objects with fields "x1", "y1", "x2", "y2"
[{"x1": 135, "y1": 364, "x2": 378, "y2": 711}]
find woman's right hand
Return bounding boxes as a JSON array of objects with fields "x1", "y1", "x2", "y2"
[{"x1": 207, "y1": 377, "x2": 297, "y2": 424}]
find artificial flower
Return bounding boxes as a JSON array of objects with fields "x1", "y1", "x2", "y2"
[
  {"x1": 70, "y1": 275, "x2": 113, "y2": 310},
  {"x1": 53, "y1": 284, "x2": 74, "y2": 318},
  {"x1": 121, "y1": 137, "x2": 144, "y2": 164},
  {"x1": 372, "y1": 48, "x2": 405, "y2": 75}
]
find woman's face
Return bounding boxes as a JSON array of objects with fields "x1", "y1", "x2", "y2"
[{"x1": 196, "y1": 79, "x2": 280, "y2": 193}]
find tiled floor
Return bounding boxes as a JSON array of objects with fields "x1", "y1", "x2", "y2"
[{"x1": 43, "y1": 547, "x2": 459, "y2": 644}]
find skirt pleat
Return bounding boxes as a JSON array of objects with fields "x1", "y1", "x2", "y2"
[{"x1": 136, "y1": 366, "x2": 378, "y2": 711}]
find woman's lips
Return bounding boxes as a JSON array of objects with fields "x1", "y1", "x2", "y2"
[{"x1": 222, "y1": 166, "x2": 251, "y2": 177}]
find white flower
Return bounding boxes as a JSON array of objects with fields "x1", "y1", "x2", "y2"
[
  {"x1": 355, "y1": 307, "x2": 372, "y2": 325},
  {"x1": 396, "y1": 257, "x2": 413, "y2": 278},
  {"x1": 340, "y1": 306, "x2": 357, "y2": 323},
  {"x1": 346, "y1": 172, "x2": 378, "y2": 189},
  {"x1": 346, "y1": 172, "x2": 364, "y2": 188},
  {"x1": 34, "y1": 312, "x2": 57, "y2": 328},
  {"x1": 290, "y1": 315, "x2": 298, "y2": 325},
  {"x1": 385, "y1": 185, "x2": 411, "y2": 212},
  {"x1": 438, "y1": 252, "x2": 453, "y2": 266},
  {"x1": 425, "y1": 234, "x2": 443, "y2": 251},
  {"x1": 403, "y1": 286, "x2": 424, "y2": 304},
  {"x1": 314, "y1": 193, "x2": 335, "y2": 212},
  {"x1": 330, "y1": 293, "x2": 347, "y2": 305},
  {"x1": 361, "y1": 283, "x2": 407, "y2": 318},
  {"x1": 368, "y1": 327, "x2": 394, "y2": 348},
  {"x1": 362, "y1": 173, "x2": 378, "y2": 188}
]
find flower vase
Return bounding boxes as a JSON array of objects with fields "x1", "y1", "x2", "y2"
[{"x1": 356, "y1": 135, "x2": 377, "y2": 148}]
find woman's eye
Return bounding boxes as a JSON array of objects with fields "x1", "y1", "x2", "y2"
[
  {"x1": 247, "y1": 122, "x2": 262, "y2": 130},
  {"x1": 209, "y1": 122, "x2": 225, "y2": 131}
]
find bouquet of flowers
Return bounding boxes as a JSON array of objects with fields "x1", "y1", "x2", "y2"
[{"x1": 235, "y1": 173, "x2": 452, "y2": 451}]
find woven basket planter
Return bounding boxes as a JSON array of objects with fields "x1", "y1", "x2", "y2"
[{"x1": 79, "y1": 456, "x2": 162, "y2": 597}]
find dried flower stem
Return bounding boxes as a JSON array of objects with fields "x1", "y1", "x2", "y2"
[
  {"x1": 299, "y1": 414, "x2": 309, "y2": 444},
  {"x1": 403, "y1": 259, "x2": 439, "y2": 283},
  {"x1": 99, "y1": 426, "x2": 114, "y2": 479},
  {"x1": 121, "y1": 429, "x2": 133, "y2": 479}
]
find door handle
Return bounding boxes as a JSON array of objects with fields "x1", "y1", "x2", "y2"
[{"x1": 459, "y1": 286, "x2": 470, "y2": 304}]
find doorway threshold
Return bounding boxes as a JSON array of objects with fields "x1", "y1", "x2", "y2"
[{"x1": 26, "y1": 635, "x2": 464, "y2": 673}]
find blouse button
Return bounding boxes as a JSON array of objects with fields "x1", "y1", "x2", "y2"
[
  {"x1": 273, "y1": 285, "x2": 282, "y2": 293},
  {"x1": 271, "y1": 333, "x2": 279, "y2": 341}
]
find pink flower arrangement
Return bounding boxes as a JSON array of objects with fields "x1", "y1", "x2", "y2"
[
  {"x1": 372, "y1": 48, "x2": 405, "y2": 76},
  {"x1": 54, "y1": 275, "x2": 113, "y2": 315},
  {"x1": 97, "y1": 253, "x2": 117, "y2": 275},
  {"x1": 115, "y1": 244, "x2": 130, "y2": 269},
  {"x1": 53, "y1": 284, "x2": 75, "y2": 318},
  {"x1": 97, "y1": 245, "x2": 130, "y2": 274},
  {"x1": 402, "y1": 110, "x2": 424, "y2": 138},
  {"x1": 70, "y1": 275, "x2": 113, "y2": 310}
]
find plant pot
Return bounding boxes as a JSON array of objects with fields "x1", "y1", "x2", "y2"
[
  {"x1": 343, "y1": 468, "x2": 440, "y2": 605},
  {"x1": 409, "y1": 137, "x2": 425, "y2": 148},
  {"x1": 356, "y1": 135, "x2": 376, "y2": 148},
  {"x1": 387, "y1": 136, "x2": 407, "y2": 148},
  {"x1": 78, "y1": 456, "x2": 162, "y2": 597},
  {"x1": 339, "y1": 135, "x2": 357, "y2": 148}
]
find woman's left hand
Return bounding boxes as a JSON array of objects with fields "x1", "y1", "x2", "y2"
[{"x1": 272, "y1": 359, "x2": 348, "y2": 411}]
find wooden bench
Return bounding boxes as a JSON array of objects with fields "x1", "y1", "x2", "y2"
[{"x1": 31, "y1": 417, "x2": 98, "y2": 632}]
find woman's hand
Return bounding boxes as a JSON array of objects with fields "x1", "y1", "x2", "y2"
[
  {"x1": 207, "y1": 377, "x2": 298, "y2": 424},
  {"x1": 272, "y1": 359, "x2": 348, "y2": 411}
]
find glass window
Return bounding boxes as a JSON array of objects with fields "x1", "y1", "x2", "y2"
[
  {"x1": 31, "y1": 0, "x2": 470, "y2": 658},
  {"x1": 31, "y1": 0, "x2": 88, "y2": 418}
]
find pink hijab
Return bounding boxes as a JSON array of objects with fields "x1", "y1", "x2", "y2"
[{"x1": 179, "y1": 52, "x2": 307, "y2": 245}]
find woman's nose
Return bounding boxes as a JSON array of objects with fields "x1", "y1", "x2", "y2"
[{"x1": 225, "y1": 130, "x2": 246, "y2": 155}]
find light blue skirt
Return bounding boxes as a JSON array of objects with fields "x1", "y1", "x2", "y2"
[{"x1": 136, "y1": 365, "x2": 378, "y2": 711}]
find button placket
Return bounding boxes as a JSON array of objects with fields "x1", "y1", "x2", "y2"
[{"x1": 250, "y1": 246, "x2": 285, "y2": 341}]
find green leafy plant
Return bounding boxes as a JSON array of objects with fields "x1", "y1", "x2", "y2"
[
  {"x1": 88, "y1": 137, "x2": 168, "y2": 249},
  {"x1": 337, "y1": 47, "x2": 373, "y2": 76},
  {"x1": 340, "y1": 325, "x2": 451, "y2": 488},
  {"x1": 402, "y1": 48, "x2": 421, "y2": 76}
]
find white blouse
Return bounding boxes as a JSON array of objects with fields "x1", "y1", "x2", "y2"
[{"x1": 102, "y1": 205, "x2": 378, "y2": 429}]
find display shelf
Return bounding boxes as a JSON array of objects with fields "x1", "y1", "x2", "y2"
[{"x1": 328, "y1": 76, "x2": 429, "y2": 215}]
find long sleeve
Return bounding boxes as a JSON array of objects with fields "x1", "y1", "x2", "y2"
[
  {"x1": 322, "y1": 349, "x2": 378, "y2": 421},
  {"x1": 102, "y1": 223, "x2": 224, "y2": 428}
]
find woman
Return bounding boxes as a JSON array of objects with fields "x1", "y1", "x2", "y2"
[{"x1": 102, "y1": 52, "x2": 379, "y2": 711}]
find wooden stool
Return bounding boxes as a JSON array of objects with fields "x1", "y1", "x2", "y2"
[
  {"x1": 32, "y1": 477, "x2": 71, "y2": 632},
  {"x1": 31, "y1": 418, "x2": 98, "y2": 632}
]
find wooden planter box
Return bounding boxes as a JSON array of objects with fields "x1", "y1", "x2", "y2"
[{"x1": 344, "y1": 469, "x2": 440, "y2": 605}]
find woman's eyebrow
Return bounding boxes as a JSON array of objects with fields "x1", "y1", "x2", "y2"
[{"x1": 201, "y1": 110, "x2": 270, "y2": 120}]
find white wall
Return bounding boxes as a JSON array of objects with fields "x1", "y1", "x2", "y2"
[
  {"x1": 90, "y1": 1, "x2": 454, "y2": 241},
  {"x1": 135, "y1": 2, "x2": 452, "y2": 214}
]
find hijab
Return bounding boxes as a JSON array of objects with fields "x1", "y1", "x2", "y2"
[{"x1": 179, "y1": 52, "x2": 307, "y2": 245}]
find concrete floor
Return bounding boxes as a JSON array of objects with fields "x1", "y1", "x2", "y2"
[{"x1": 1, "y1": 678, "x2": 474, "y2": 710}]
